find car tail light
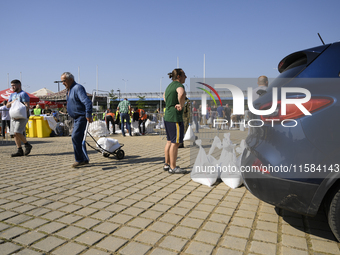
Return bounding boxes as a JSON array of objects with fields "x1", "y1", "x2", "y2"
[
  {"x1": 260, "y1": 97, "x2": 333, "y2": 122},
  {"x1": 252, "y1": 158, "x2": 269, "y2": 174}
]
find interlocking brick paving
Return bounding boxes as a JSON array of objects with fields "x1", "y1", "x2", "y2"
[{"x1": 0, "y1": 130, "x2": 339, "y2": 254}]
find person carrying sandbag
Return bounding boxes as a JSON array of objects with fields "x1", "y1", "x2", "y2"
[{"x1": 6, "y1": 79, "x2": 33, "y2": 157}]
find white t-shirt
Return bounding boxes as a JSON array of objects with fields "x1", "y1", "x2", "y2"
[{"x1": 0, "y1": 105, "x2": 10, "y2": 120}]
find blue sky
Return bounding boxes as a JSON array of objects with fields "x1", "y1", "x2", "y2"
[{"x1": 1, "y1": 0, "x2": 340, "y2": 95}]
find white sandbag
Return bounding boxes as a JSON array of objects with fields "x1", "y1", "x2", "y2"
[
  {"x1": 191, "y1": 121, "x2": 196, "y2": 131},
  {"x1": 222, "y1": 133, "x2": 235, "y2": 149},
  {"x1": 218, "y1": 133, "x2": 243, "y2": 189},
  {"x1": 131, "y1": 121, "x2": 140, "y2": 134},
  {"x1": 208, "y1": 136, "x2": 222, "y2": 156},
  {"x1": 191, "y1": 139, "x2": 219, "y2": 187},
  {"x1": 160, "y1": 117, "x2": 164, "y2": 128},
  {"x1": 145, "y1": 119, "x2": 157, "y2": 133},
  {"x1": 145, "y1": 119, "x2": 151, "y2": 127},
  {"x1": 220, "y1": 164, "x2": 243, "y2": 189},
  {"x1": 183, "y1": 125, "x2": 195, "y2": 141},
  {"x1": 236, "y1": 139, "x2": 246, "y2": 155},
  {"x1": 155, "y1": 119, "x2": 164, "y2": 129},
  {"x1": 88, "y1": 120, "x2": 109, "y2": 137},
  {"x1": 219, "y1": 146, "x2": 243, "y2": 189},
  {"x1": 9, "y1": 100, "x2": 27, "y2": 119},
  {"x1": 217, "y1": 134, "x2": 236, "y2": 178},
  {"x1": 44, "y1": 116, "x2": 57, "y2": 133},
  {"x1": 97, "y1": 137, "x2": 121, "y2": 152}
]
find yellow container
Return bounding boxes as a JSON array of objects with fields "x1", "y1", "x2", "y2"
[
  {"x1": 27, "y1": 116, "x2": 37, "y2": 138},
  {"x1": 35, "y1": 116, "x2": 52, "y2": 138}
]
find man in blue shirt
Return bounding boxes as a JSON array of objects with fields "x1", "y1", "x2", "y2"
[
  {"x1": 61, "y1": 72, "x2": 93, "y2": 168},
  {"x1": 6, "y1": 80, "x2": 33, "y2": 157},
  {"x1": 216, "y1": 104, "x2": 224, "y2": 129}
]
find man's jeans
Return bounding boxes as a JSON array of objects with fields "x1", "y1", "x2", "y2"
[
  {"x1": 193, "y1": 116, "x2": 199, "y2": 133},
  {"x1": 120, "y1": 113, "x2": 132, "y2": 136},
  {"x1": 1, "y1": 120, "x2": 10, "y2": 137},
  {"x1": 72, "y1": 116, "x2": 88, "y2": 162}
]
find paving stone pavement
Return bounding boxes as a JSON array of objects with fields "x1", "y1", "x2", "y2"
[{"x1": 0, "y1": 130, "x2": 339, "y2": 255}]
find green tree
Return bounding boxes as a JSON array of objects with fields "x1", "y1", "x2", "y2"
[
  {"x1": 136, "y1": 95, "x2": 146, "y2": 109},
  {"x1": 108, "y1": 89, "x2": 118, "y2": 109}
]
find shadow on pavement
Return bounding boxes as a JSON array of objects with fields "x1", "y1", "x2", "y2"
[{"x1": 276, "y1": 207, "x2": 337, "y2": 242}]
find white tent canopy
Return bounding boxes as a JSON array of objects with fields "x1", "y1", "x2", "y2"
[{"x1": 32, "y1": 87, "x2": 55, "y2": 96}]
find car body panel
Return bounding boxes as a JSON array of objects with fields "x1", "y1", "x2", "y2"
[{"x1": 242, "y1": 42, "x2": 340, "y2": 216}]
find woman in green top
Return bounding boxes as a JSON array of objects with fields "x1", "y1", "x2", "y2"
[{"x1": 163, "y1": 68, "x2": 187, "y2": 174}]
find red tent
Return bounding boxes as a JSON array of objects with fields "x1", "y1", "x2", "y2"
[{"x1": 0, "y1": 88, "x2": 40, "y2": 104}]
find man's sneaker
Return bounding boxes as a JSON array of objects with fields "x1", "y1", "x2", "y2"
[
  {"x1": 24, "y1": 144, "x2": 33, "y2": 156},
  {"x1": 163, "y1": 164, "x2": 170, "y2": 171},
  {"x1": 11, "y1": 148, "x2": 24, "y2": 157},
  {"x1": 168, "y1": 166, "x2": 187, "y2": 174}
]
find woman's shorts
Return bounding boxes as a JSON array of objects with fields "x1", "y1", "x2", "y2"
[{"x1": 164, "y1": 121, "x2": 184, "y2": 144}]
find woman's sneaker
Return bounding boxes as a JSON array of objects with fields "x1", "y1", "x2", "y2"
[
  {"x1": 168, "y1": 166, "x2": 187, "y2": 174},
  {"x1": 163, "y1": 164, "x2": 170, "y2": 171}
]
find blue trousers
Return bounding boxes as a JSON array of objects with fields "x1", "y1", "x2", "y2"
[
  {"x1": 72, "y1": 116, "x2": 89, "y2": 163},
  {"x1": 193, "y1": 116, "x2": 199, "y2": 133},
  {"x1": 120, "y1": 113, "x2": 131, "y2": 136}
]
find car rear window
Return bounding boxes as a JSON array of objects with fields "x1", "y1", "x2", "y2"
[
  {"x1": 268, "y1": 45, "x2": 330, "y2": 89},
  {"x1": 278, "y1": 52, "x2": 307, "y2": 73}
]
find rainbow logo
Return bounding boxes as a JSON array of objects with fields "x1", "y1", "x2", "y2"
[{"x1": 197, "y1": 82, "x2": 222, "y2": 106}]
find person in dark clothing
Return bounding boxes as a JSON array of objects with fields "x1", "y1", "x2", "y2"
[
  {"x1": 136, "y1": 107, "x2": 147, "y2": 135},
  {"x1": 133, "y1": 107, "x2": 139, "y2": 122},
  {"x1": 224, "y1": 103, "x2": 231, "y2": 129},
  {"x1": 61, "y1": 72, "x2": 93, "y2": 168},
  {"x1": 105, "y1": 109, "x2": 115, "y2": 134},
  {"x1": 42, "y1": 105, "x2": 52, "y2": 115},
  {"x1": 115, "y1": 110, "x2": 121, "y2": 130}
]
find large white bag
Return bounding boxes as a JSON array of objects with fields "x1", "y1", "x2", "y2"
[
  {"x1": 9, "y1": 100, "x2": 27, "y2": 119},
  {"x1": 236, "y1": 139, "x2": 246, "y2": 154},
  {"x1": 218, "y1": 133, "x2": 243, "y2": 189},
  {"x1": 183, "y1": 125, "x2": 195, "y2": 141},
  {"x1": 97, "y1": 137, "x2": 121, "y2": 152},
  {"x1": 131, "y1": 121, "x2": 140, "y2": 134},
  {"x1": 191, "y1": 139, "x2": 219, "y2": 187},
  {"x1": 88, "y1": 121, "x2": 109, "y2": 137}
]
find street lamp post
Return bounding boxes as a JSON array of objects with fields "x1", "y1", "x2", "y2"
[
  {"x1": 54, "y1": 81, "x2": 62, "y2": 92},
  {"x1": 117, "y1": 89, "x2": 121, "y2": 101},
  {"x1": 160, "y1": 77, "x2": 163, "y2": 112}
]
